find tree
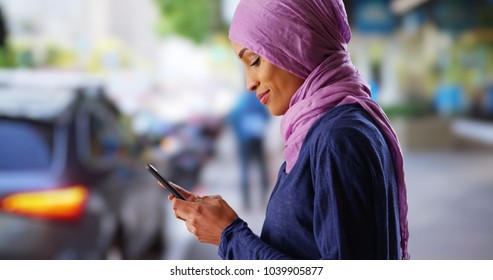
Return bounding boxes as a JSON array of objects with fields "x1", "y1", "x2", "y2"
[{"x1": 154, "y1": 0, "x2": 226, "y2": 43}]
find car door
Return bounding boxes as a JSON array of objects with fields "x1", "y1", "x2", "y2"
[{"x1": 77, "y1": 97, "x2": 163, "y2": 259}]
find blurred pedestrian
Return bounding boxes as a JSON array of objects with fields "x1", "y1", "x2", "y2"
[
  {"x1": 228, "y1": 89, "x2": 270, "y2": 210},
  {"x1": 167, "y1": 0, "x2": 409, "y2": 260}
]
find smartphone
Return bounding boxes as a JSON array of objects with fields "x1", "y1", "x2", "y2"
[{"x1": 145, "y1": 163, "x2": 185, "y2": 200}]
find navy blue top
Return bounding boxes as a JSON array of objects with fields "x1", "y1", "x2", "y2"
[{"x1": 218, "y1": 104, "x2": 401, "y2": 260}]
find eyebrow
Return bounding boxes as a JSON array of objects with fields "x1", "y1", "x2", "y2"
[{"x1": 238, "y1": 48, "x2": 248, "y2": 59}]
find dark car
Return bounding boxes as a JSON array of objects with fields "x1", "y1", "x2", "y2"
[{"x1": 0, "y1": 84, "x2": 166, "y2": 259}]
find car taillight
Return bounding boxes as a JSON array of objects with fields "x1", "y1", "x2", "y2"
[{"x1": 0, "y1": 185, "x2": 88, "y2": 221}]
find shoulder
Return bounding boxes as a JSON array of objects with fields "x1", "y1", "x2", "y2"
[{"x1": 304, "y1": 104, "x2": 384, "y2": 154}]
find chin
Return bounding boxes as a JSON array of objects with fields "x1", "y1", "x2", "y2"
[
  {"x1": 268, "y1": 107, "x2": 282, "y2": 116},
  {"x1": 268, "y1": 105, "x2": 288, "y2": 116},
  {"x1": 268, "y1": 106, "x2": 279, "y2": 116}
]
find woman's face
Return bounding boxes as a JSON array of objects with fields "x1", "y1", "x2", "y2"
[{"x1": 232, "y1": 41, "x2": 305, "y2": 116}]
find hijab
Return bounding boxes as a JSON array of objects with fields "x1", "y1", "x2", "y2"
[{"x1": 229, "y1": 0, "x2": 409, "y2": 259}]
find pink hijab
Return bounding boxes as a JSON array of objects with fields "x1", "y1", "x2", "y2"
[{"x1": 229, "y1": 0, "x2": 409, "y2": 259}]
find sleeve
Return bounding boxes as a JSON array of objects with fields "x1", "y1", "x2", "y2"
[
  {"x1": 311, "y1": 127, "x2": 378, "y2": 259},
  {"x1": 218, "y1": 218, "x2": 294, "y2": 260}
]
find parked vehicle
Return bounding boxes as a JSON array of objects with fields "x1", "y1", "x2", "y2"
[
  {"x1": 0, "y1": 83, "x2": 165, "y2": 259},
  {"x1": 158, "y1": 115, "x2": 223, "y2": 191}
]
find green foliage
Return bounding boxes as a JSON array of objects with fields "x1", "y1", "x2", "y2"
[
  {"x1": 154, "y1": 0, "x2": 226, "y2": 43},
  {"x1": 0, "y1": 46, "x2": 16, "y2": 67}
]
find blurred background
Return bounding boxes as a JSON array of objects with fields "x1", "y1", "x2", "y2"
[{"x1": 0, "y1": 0, "x2": 492, "y2": 260}]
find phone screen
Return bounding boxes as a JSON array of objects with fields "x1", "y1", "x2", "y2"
[{"x1": 145, "y1": 164, "x2": 185, "y2": 200}]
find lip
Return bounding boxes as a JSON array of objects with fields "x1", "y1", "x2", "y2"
[{"x1": 256, "y1": 90, "x2": 270, "y2": 105}]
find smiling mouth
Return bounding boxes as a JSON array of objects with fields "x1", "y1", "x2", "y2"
[{"x1": 257, "y1": 90, "x2": 270, "y2": 105}]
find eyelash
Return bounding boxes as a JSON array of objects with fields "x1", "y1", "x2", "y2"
[{"x1": 250, "y1": 57, "x2": 261, "y2": 67}]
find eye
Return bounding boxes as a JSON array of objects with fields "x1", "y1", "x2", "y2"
[{"x1": 250, "y1": 57, "x2": 261, "y2": 67}]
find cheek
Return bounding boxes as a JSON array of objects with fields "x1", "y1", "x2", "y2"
[
  {"x1": 258, "y1": 62, "x2": 277, "y2": 84},
  {"x1": 262, "y1": 70, "x2": 283, "y2": 90}
]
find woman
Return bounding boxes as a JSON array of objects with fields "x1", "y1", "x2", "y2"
[{"x1": 169, "y1": 0, "x2": 409, "y2": 260}]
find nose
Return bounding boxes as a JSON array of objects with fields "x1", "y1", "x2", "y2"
[{"x1": 246, "y1": 73, "x2": 259, "y2": 91}]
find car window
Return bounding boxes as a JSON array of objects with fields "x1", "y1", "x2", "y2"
[
  {"x1": 87, "y1": 105, "x2": 122, "y2": 162},
  {"x1": 0, "y1": 119, "x2": 53, "y2": 170}
]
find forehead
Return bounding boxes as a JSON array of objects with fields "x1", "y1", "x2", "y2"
[
  {"x1": 231, "y1": 41, "x2": 244, "y2": 54},
  {"x1": 231, "y1": 41, "x2": 257, "y2": 58}
]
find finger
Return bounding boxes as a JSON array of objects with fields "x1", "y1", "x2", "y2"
[
  {"x1": 201, "y1": 195, "x2": 223, "y2": 206},
  {"x1": 158, "y1": 181, "x2": 193, "y2": 200},
  {"x1": 172, "y1": 198, "x2": 197, "y2": 221},
  {"x1": 170, "y1": 182, "x2": 193, "y2": 199},
  {"x1": 185, "y1": 221, "x2": 194, "y2": 232},
  {"x1": 168, "y1": 193, "x2": 192, "y2": 201},
  {"x1": 173, "y1": 209, "x2": 186, "y2": 221},
  {"x1": 172, "y1": 204, "x2": 187, "y2": 221},
  {"x1": 171, "y1": 196, "x2": 187, "y2": 210},
  {"x1": 203, "y1": 195, "x2": 222, "y2": 200}
]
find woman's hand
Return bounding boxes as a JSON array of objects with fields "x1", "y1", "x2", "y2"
[
  {"x1": 167, "y1": 184, "x2": 238, "y2": 246},
  {"x1": 161, "y1": 181, "x2": 195, "y2": 201}
]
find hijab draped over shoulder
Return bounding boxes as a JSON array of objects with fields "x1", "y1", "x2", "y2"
[{"x1": 229, "y1": 0, "x2": 409, "y2": 260}]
